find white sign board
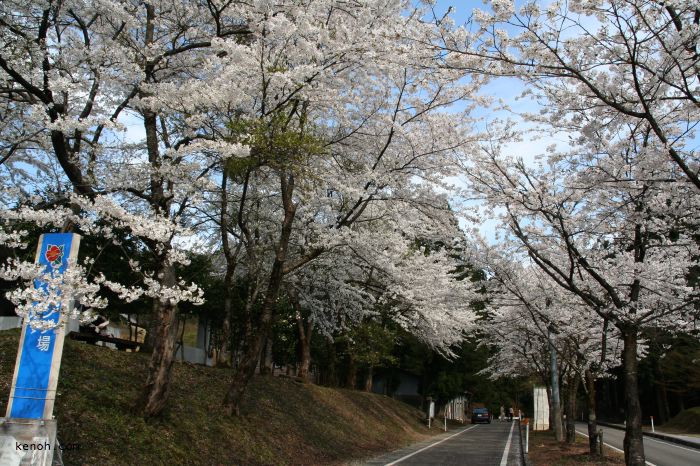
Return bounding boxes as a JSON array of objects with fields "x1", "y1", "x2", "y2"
[
  {"x1": 0, "y1": 419, "x2": 56, "y2": 466},
  {"x1": 533, "y1": 386, "x2": 550, "y2": 431},
  {"x1": 428, "y1": 401, "x2": 435, "y2": 419}
]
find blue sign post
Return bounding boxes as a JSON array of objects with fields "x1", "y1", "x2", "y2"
[{"x1": 6, "y1": 233, "x2": 81, "y2": 420}]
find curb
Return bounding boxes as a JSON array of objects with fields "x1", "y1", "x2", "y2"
[
  {"x1": 596, "y1": 421, "x2": 700, "y2": 451},
  {"x1": 518, "y1": 421, "x2": 532, "y2": 466}
]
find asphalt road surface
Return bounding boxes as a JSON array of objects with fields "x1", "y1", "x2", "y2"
[
  {"x1": 363, "y1": 421, "x2": 522, "y2": 466},
  {"x1": 575, "y1": 422, "x2": 700, "y2": 466}
]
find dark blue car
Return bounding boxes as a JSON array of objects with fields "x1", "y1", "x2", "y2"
[{"x1": 471, "y1": 407, "x2": 491, "y2": 424}]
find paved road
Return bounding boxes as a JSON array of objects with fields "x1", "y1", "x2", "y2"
[
  {"x1": 575, "y1": 422, "x2": 700, "y2": 466},
  {"x1": 362, "y1": 421, "x2": 522, "y2": 466}
]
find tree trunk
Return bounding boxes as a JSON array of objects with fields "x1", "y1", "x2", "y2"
[
  {"x1": 364, "y1": 366, "x2": 373, "y2": 392},
  {"x1": 549, "y1": 329, "x2": 564, "y2": 442},
  {"x1": 346, "y1": 355, "x2": 357, "y2": 389},
  {"x1": 298, "y1": 339, "x2": 311, "y2": 381},
  {"x1": 622, "y1": 328, "x2": 646, "y2": 466},
  {"x1": 655, "y1": 381, "x2": 670, "y2": 424},
  {"x1": 260, "y1": 336, "x2": 273, "y2": 375},
  {"x1": 585, "y1": 368, "x2": 599, "y2": 457},
  {"x1": 565, "y1": 373, "x2": 579, "y2": 444},
  {"x1": 218, "y1": 296, "x2": 232, "y2": 366},
  {"x1": 138, "y1": 261, "x2": 179, "y2": 418},
  {"x1": 218, "y1": 172, "x2": 239, "y2": 367},
  {"x1": 324, "y1": 340, "x2": 338, "y2": 387},
  {"x1": 222, "y1": 172, "x2": 297, "y2": 416},
  {"x1": 296, "y1": 306, "x2": 313, "y2": 382}
]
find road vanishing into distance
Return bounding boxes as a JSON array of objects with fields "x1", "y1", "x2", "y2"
[
  {"x1": 362, "y1": 421, "x2": 521, "y2": 466},
  {"x1": 575, "y1": 422, "x2": 700, "y2": 466}
]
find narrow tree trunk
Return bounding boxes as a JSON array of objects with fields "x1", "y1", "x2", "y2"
[
  {"x1": 565, "y1": 373, "x2": 580, "y2": 444},
  {"x1": 218, "y1": 296, "x2": 232, "y2": 366},
  {"x1": 261, "y1": 336, "x2": 273, "y2": 375},
  {"x1": 296, "y1": 304, "x2": 313, "y2": 382},
  {"x1": 139, "y1": 261, "x2": 179, "y2": 418},
  {"x1": 549, "y1": 328, "x2": 564, "y2": 442},
  {"x1": 218, "y1": 172, "x2": 240, "y2": 367},
  {"x1": 298, "y1": 338, "x2": 312, "y2": 381},
  {"x1": 585, "y1": 368, "x2": 599, "y2": 457},
  {"x1": 364, "y1": 366, "x2": 373, "y2": 392},
  {"x1": 347, "y1": 355, "x2": 357, "y2": 389},
  {"x1": 177, "y1": 316, "x2": 186, "y2": 361},
  {"x1": 222, "y1": 173, "x2": 297, "y2": 416},
  {"x1": 655, "y1": 381, "x2": 670, "y2": 424},
  {"x1": 622, "y1": 328, "x2": 645, "y2": 466},
  {"x1": 325, "y1": 340, "x2": 338, "y2": 387}
]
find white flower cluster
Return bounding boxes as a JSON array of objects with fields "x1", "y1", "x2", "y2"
[{"x1": 3, "y1": 260, "x2": 107, "y2": 331}]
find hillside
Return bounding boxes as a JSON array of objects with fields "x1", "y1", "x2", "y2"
[
  {"x1": 661, "y1": 407, "x2": 700, "y2": 434},
  {"x1": 0, "y1": 329, "x2": 435, "y2": 465}
]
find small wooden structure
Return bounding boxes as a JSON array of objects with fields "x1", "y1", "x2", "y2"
[{"x1": 68, "y1": 331, "x2": 141, "y2": 351}]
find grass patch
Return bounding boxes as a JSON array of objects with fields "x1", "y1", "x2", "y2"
[
  {"x1": 659, "y1": 407, "x2": 700, "y2": 434},
  {"x1": 527, "y1": 429, "x2": 625, "y2": 465},
  {"x1": 0, "y1": 329, "x2": 436, "y2": 465}
]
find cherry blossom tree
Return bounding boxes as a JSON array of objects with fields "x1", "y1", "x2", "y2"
[
  {"x1": 464, "y1": 117, "x2": 698, "y2": 463},
  {"x1": 443, "y1": 0, "x2": 700, "y2": 191},
  {"x1": 435, "y1": 1, "x2": 700, "y2": 461},
  {"x1": 477, "y1": 244, "x2": 621, "y2": 453},
  {"x1": 0, "y1": 0, "x2": 248, "y2": 417},
  {"x1": 1, "y1": 0, "x2": 485, "y2": 421},
  {"x1": 169, "y1": 0, "x2": 487, "y2": 415}
]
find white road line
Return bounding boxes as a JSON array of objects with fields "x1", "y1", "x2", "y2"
[
  {"x1": 499, "y1": 421, "x2": 515, "y2": 466},
  {"x1": 384, "y1": 425, "x2": 478, "y2": 465},
  {"x1": 643, "y1": 435, "x2": 700, "y2": 454},
  {"x1": 575, "y1": 430, "x2": 658, "y2": 466}
]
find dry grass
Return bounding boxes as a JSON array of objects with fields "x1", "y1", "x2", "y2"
[
  {"x1": 527, "y1": 430, "x2": 625, "y2": 466},
  {"x1": 0, "y1": 329, "x2": 436, "y2": 465},
  {"x1": 658, "y1": 407, "x2": 700, "y2": 435}
]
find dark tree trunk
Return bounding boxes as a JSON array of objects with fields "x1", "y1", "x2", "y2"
[
  {"x1": 137, "y1": 80, "x2": 180, "y2": 417},
  {"x1": 364, "y1": 366, "x2": 373, "y2": 392},
  {"x1": 298, "y1": 339, "x2": 312, "y2": 381},
  {"x1": 324, "y1": 340, "x2": 338, "y2": 387},
  {"x1": 585, "y1": 368, "x2": 599, "y2": 457},
  {"x1": 622, "y1": 328, "x2": 645, "y2": 466},
  {"x1": 138, "y1": 261, "x2": 179, "y2": 418},
  {"x1": 223, "y1": 285, "x2": 280, "y2": 415},
  {"x1": 347, "y1": 355, "x2": 357, "y2": 389},
  {"x1": 295, "y1": 302, "x2": 313, "y2": 382},
  {"x1": 222, "y1": 173, "x2": 297, "y2": 416},
  {"x1": 218, "y1": 172, "x2": 240, "y2": 367},
  {"x1": 260, "y1": 336, "x2": 273, "y2": 375},
  {"x1": 549, "y1": 329, "x2": 564, "y2": 442},
  {"x1": 565, "y1": 373, "x2": 580, "y2": 444},
  {"x1": 218, "y1": 293, "x2": 232, "y2": 366},
  {"x1": 655, "y1": 381, "x2": 670, "y2": 424}
]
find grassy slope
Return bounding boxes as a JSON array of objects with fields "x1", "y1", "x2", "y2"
[
  {"x1": 0, "y1": 329, "x2": 434, "y2": 465},
  {"x1": 661, "y1": 407, "x2": 700, "y2": 434}
]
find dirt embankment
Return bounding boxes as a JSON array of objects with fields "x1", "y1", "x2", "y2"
[{"x1": 0, "y1": 329, "x2": 434, "y2": 465}]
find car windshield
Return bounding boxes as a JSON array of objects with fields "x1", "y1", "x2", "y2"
[{"x1": 473, "y1": 408, "x2": 488, "y2": 413}]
